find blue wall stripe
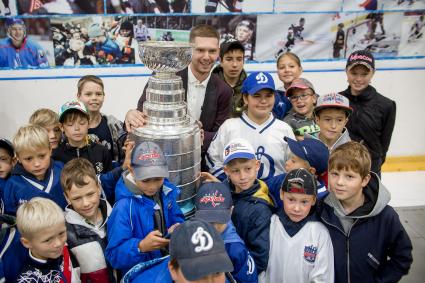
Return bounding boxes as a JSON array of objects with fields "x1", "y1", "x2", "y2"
[{"x1": 0, "y1": 67, "x2": 424, "y2": 81}]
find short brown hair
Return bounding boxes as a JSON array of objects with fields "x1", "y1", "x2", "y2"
[
  {"x1": 329, "y1": 141, "x2": 371, "y2": 178},
  {"x1": 62, "y1": 110, "x2": 89, "y2": 124},
  {"x1": 61, "y1": 158, "x2": 98, "y2": 193},
  {"x1": 189, "y1": 24, "x2": 220, "y2": 43},
  {"x1": 77, "y1": 75, "x2": 104, "y2": 95},
  {"x1": 29, "y1": 108, "x2": 60, "y2": 127}
]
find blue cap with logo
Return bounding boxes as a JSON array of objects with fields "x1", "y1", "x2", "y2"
[
  {"x1": 241, "y1": 71, "x2": 275, "y2": 95},
  {"x1": 170, "y1": 219, "x2": 233, "y2": 281},
  {"x1": 284, "y1": 137, "x2": 329, "y2": 175},
  {"x1": 195, "y1": 182, "x2": 233, "y2": 224},
  {"x1": 6, "y1": 18, "x2": 25, "y2": 27},
  {"x1": 131, "y1": 141, "x2": 169, "y2": 181}
]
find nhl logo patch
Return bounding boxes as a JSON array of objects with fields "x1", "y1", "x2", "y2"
[{"x1": 303, "y1": 245, "x2": 318, "y2": 263}]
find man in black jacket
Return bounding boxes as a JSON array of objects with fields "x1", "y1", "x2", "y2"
[{"x1": 340, "y1": 50, "x2": 396, "y2": 176}]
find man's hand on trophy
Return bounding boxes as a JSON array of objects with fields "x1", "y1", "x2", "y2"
[
  {"x1": 196, "y1": 120, "x2": 204, "y2": 146},
  {"x1": 125, "y1": 109, "x2": 147, "y2": 133}
]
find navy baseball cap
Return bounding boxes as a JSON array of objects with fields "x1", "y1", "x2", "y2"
[
  {"x1": 241, "y1": 71, "x2": 275, "y2": 95},
  {"x1": 284, "y1": 137, "x2": 329, "y2": 175},
  {"x1": 195, "y1": 182, "x2": 232, "y2": 224},
  {"x1": 170, "y1": 219, "x2": 233, "y2": 281},
  {"x1": 131, "y1": 141, "x2": 169, "y2": 181},
  {"x1": 0, "y1": 138, "x2": 14, "y2": 157},
  {"x1": 346, "y1": 50, "x2": 375, "y2": 71},
  {"x1": 281, "y1": 168, "x2": 317, "y2": 196}
]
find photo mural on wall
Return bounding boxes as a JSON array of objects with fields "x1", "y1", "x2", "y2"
[{"x1": 0, "y1": 0, "x2": 424, "y2": 69}]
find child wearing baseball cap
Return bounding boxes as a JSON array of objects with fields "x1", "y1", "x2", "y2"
[
  {"x1": 341, "y1": 50, "x2": 396, "y2": 176},
  {"x1": 52, "y1": 100, "x2": 112, "y2": 175},
  {"x1": 105, "y1": 141, "x2": 184, "y2": 275},
  {"x1": 219, "y1": 138, "x2": 278, "y2": 274},
  {"x1": 0, "y1": 138, "x2": 16, "y2": 182},
  {"x1": 207, "y1": 71, "x2": 295, "y2": 182},
  {"x1": 195, "y1": 182, "x2": 258, "y2": 282},
  {"x1": 313, "y1": 93, "x2": 352, "y2": 152},
  {"x1": 283, "y1": 136, "x2": 330, "y2": 201},
  {"x1": 122, "y1": 219, "x2": 234, "y2": 282},
  {"x1": 283, "y1": 78, "x2": 320, "y2": 138},
  {"x1": 260, "y1": 168, "x2": 334, "y2": 283}
]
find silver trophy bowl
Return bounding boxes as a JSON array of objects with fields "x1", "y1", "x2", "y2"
[
  {"x1": 139, "y1": 41, "x2": 193, "y2": 75},
  {"x1": 133, "y1": 41, "x2": 201, "y2": 218}
]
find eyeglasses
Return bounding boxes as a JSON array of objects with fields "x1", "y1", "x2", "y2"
[{"x1": 289, "y1": 93, "x2": 313, "y2": 102}]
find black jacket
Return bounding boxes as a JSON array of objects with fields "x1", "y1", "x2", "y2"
[
  {"x1": 52, "y1": 139, "x2": 112, "y2": 175},
  {"x1": 320, "y1": 174, "x2": 412, "y2": 283},
  {"x1": 340, "y1": 85, "x2": 396, "y2": 175}
]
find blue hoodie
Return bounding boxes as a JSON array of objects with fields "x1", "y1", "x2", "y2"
[
  {"x1": 3, "y1": 160, "x2": 66, "y2": 215},
  {"x1": 0, "y1": 214, "x2": 28, "y2": 282},
  {"x1": 222, "y1": 221, "x2": 258, "y2": 282},
  {"x1": 105, "y1": 171, "x2": 184, "y2": 274}
]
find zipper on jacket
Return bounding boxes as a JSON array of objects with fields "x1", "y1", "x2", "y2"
[
  {"x1": 76, "y1": 148, "x2": 80, "y2": 158},
  {"x1": 346, "y1": 219, "x2": 359, "y2": 283}
]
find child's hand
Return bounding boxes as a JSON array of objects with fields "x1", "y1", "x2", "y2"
[
  {"x1": 138, "y1": 230, "x2": 169, "y2": 253},
  {"x1": 121, "y1": 139, "x2": 135, "y2": 170},
  {"x1": 167, "y1": 223, "x2": 180, "y2": 234},
  {"x1": 200, "y1": 172, "x2": 220, "y2": 183}
]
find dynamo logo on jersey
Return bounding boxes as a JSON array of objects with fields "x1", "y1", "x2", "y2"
[{"x1": 256, "y1": 72, "x2": 268, "y2": 84}]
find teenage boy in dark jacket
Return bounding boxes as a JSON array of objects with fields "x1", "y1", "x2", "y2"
[
  {"x1": 340, "y1": 50, "x2": 396, "y2": 176},
  {"x1": 320, "y1": 141, "x2": 412, "y2": 283}
]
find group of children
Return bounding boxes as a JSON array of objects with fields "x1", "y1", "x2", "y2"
[{"x1": 0, "y1": 48, "x2": 411, "y2": 283}]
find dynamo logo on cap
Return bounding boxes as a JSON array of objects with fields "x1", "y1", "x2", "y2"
[
  {"x1": 256, "y1": 72, "x2": 268, "y2": 84},
  {"x1": 191, "y1": 227, "x2": 213, "y2": 253}
]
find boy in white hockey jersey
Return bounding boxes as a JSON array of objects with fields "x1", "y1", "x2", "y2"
[
  {"x1": 261, "y1": 168, "x2": 334, "y2": 283},
  {"x1": 207, "y1": 71, "x2": 295, "y2": 181}
]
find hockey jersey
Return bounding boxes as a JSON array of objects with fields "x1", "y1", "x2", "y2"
[
  {"x1": 207, "y1": 112, "x2": 295, "y2": 181},
  {"x1": 260, "y1": 213, "x2": 334, "y2": 283}
]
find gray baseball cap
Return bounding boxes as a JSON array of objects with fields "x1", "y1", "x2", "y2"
[{"x1": 131, "y1": 141, "x2": 169, "y2": 181}]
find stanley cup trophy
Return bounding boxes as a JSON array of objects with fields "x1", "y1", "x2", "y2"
[{"x1": 132, "y1": 41, "x2": 201, "y2": 218}]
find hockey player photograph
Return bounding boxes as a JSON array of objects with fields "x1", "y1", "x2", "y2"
[{"x1": 0, "y1": 18, "x2": 52, "y2": 68}]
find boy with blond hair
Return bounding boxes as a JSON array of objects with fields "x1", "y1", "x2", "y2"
[
  {"x1": 3, "y1": 124, "x2": 67, "y2": 215},
  {"x1": 16, "y1": 197, "x2": 79, "y2": 282},
  {"x1": 61, "y1": 158, "x2": 116, "y2": 282},
  {"x1": 29, "y1": 108, "x2": 62, "y2": 149},
  {"x1": 261, "y1": 168, "x2": 334, "y2": 282},
  {"x1": 320, "y1": 141, "x2": 412, "y2": 282}
]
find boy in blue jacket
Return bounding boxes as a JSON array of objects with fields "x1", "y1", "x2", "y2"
[
  {"x1": 221, "y1": 138, "x2": 277, "y2": 273},
  {"x1": 3, "y1": 125, "x2": 67, "y2": 215},
  {"x1": 320, "y1": 141, "x2": 412, "y2": 283},
  {"x1": 105, "y1": 141, "x2": 184, "y2": 275},
  {"x1": 195, "y1": 182, "x2": 257, "y2": 282},
  {"x1": 0, "y1": 138, "x2": 16, "y2": 212}
]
